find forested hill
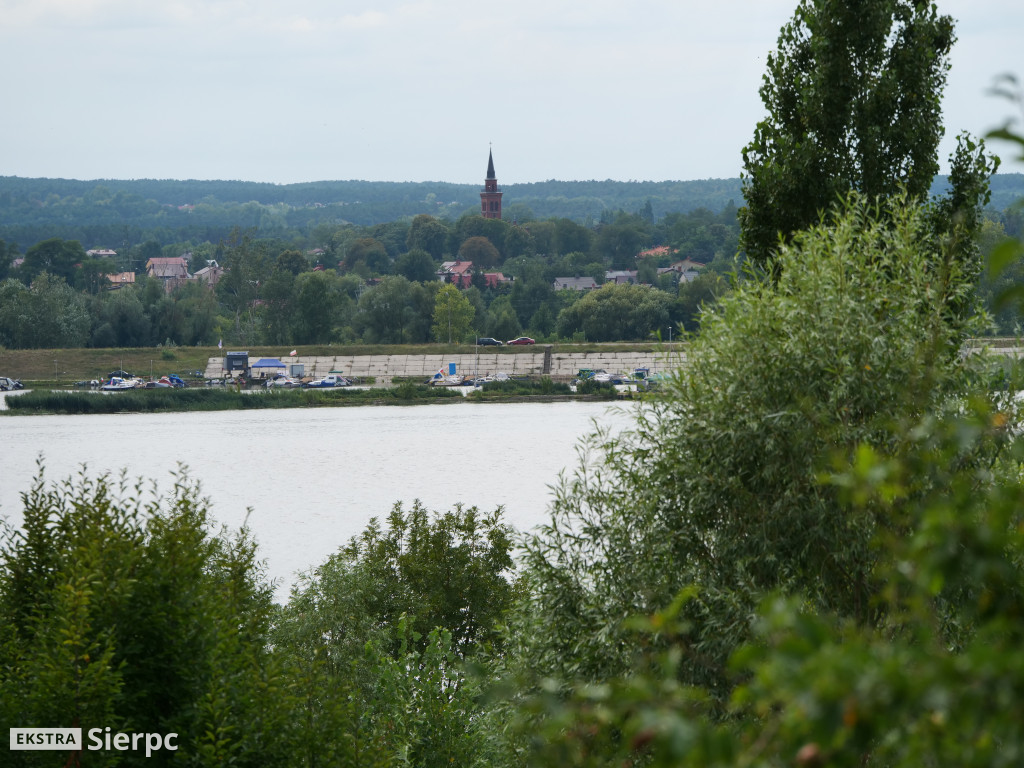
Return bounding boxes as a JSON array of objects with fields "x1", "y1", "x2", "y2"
[{"x1": 0, "y1": 174, "x2": 1022, "y2": 250}]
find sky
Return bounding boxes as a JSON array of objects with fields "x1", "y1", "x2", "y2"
[{"x1": 0, "y1": 0, "x2": 1021, "y2": 186}]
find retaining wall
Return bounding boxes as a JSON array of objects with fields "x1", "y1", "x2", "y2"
[{"x1": 204, "y1": 347, "x2": 686, "y2": 384}]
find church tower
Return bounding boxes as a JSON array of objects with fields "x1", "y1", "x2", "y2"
[{"x1": 480, "y1": 148, "x2": 503, "y2": 220}]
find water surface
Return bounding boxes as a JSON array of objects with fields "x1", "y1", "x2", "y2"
[{"x1": 1, "y1": 401, "x2": 634, "y2": 598}]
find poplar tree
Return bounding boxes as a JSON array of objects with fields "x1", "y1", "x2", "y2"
[{"x1": 739, "y1": 0, "x2": 990, "y2": 274}]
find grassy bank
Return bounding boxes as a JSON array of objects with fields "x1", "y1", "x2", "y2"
[
  {"x1": 466, "y1": 377, "x2": 618, "y2": 400},
  {"x1": 2, "y1": 384, "x2": 464, "y2": 415},
  {"x1": 0, "y1": 341, "x2": 684, "y2": 386}
]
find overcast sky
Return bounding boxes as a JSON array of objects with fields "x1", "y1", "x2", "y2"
[{"x1": 1, "y1": 0, "x2": 1021, "y2": 185}]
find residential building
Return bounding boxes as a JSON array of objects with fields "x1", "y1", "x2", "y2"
[
  {"x1": 604, "y1": 270, "x2": 638, "y2": 285},
  {"x1": 106, "y1": 271, "x2": 136, "y2": 290},
  {"x1": 146, "y1": 257, "x2": 191, "y2": 293},
  {"x1": 193, "y1": 261, "x2": 224, "y2": 289},
  {"x1": 553, "y1": 277, "x2": 599, "y2": 291},
  {"x1": 438, "y1": 260, "x2": 475, "y2": 284}
]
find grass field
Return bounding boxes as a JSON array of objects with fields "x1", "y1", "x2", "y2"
[{"x1": 0, "y1": 341, "x2": 683, "y2": 386}]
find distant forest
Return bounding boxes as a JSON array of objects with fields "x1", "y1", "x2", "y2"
[{"x1": 2, "y1": 173, "x2": 1022, "y2": 252}]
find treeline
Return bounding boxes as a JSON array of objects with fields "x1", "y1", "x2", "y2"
[
  {"x1": 0, "y1": 176, "x2": 749, "y2": 249},
  {"x1": 2, "y1": 174, "x2": 1022, "y2": 253},
  {"x1": 0, "y1": 203, "x2": 743, "y2": 349},
  {"x1": 3, "y1": 199, "x2": 1024, "y2": 351}
]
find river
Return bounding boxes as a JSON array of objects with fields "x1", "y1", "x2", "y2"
[{"x1": 0, "y1": 399, "x2": 636, "y2": 600}]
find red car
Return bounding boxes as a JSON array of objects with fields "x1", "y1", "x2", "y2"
[{"x1": 507, "y1": 336, "x2": 536, "y2": 345}]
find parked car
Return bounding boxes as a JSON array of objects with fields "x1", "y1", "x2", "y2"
[
  {"x1": 507, "y1": 336, "x2": 536, "y2": 345},
  {"x1": 0, "y1": 377, "x2": 24, "y2": 391},
  {"x1": 476, "y1": 337, "x2": 503, "y2": 346}
]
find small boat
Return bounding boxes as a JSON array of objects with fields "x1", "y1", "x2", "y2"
[
  {"x1": 100, "y1": 376, "x2": 138, "y2": 391},
  {"x1": 429, "y1": 375, "x2": 467, "y2": 387}
]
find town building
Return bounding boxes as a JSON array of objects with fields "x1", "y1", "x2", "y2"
[
  {"x1": 106, "y1": 271, "x2": 136, "y2": 289},
  {"x1": 553, "y1": 277, "x2": 599, "y2": 291},
  {"x1": 146, "y1": 256, "x2": 191, "y2": 293}
]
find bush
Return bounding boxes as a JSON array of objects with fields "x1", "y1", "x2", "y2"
[{"x1": 507, "y1": 195, "x2": 1006, "y2": 757}]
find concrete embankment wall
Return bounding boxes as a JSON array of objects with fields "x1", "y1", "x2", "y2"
[{"x1": 205, "y1": 347, "x2": 686, "y2": 385}]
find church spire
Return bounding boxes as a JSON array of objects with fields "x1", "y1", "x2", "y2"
[{"x1": 480, "y1": 147, "x2": 503, "y2": 220}]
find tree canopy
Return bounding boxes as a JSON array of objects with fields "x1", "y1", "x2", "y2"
[{"x1": 740, "y1": 0, "x2": 959, "y2": 269}]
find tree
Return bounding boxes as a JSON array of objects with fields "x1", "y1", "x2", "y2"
[
  {"x1": 395, "y1": 248, "x2": 437, "y2": 283},
  {"x1": 487, "y1": 295, "x2": 522, "y2": 341},
  {"x1": 75, "y1": 256, "x2": 118, "y2": 294},
  {"x1": 432, "y1": 283, "x2": 475, "y2": 344},
  {"x1": 676, "y1": 270, "x2": 728, "y2": 332},
  {"x1": 454, "y1": 215, "x2": 509, "y2": 260},
  {"x1": 275, "y1": 248, "x2": 309, "y2": 275},
  {"x1": 740, "y1": 0, "x2": 958, "y2": 270},
  {"x1": 0, "y1": 239, "x2": 17, "y2": 282},
  {"x1": 356, "y1": 275, "x2": 431, "y2": 343},
  {"x1": 216, "y1": 230, "x2": 272, "y2": 344},
  {"x1": 555, "y1": 283, "x2": 672, "y2": 341},
  {"x1": 0, "y1": 468, "x2": 285, "y2": 766},
  {"x1": 457, "y1": 236, "x2": 501, "y2": 268},
  {"x1": 293, "y1": 270, "x2": 345, "y2": 343},
  {"x1": 279, "y1": 501, "x2": 515, "y2": 661},
  {"x1": 342, "y1": 237, "x2": 390, "y2": 275},
  {"x1": 91, "y1": 286, "x2": 152, "y2": 347},
  {"x1": 503, "y1": 224, "x2": 536, "y2": 261},
  {"x1": 20, "y1": 237, "x2": 85, "y2": 283},
  {"x1": 172, "y1": 280, "x2": 219, "y2": 346},
  {"x1": 0, "y1": 273, "x2": 90, "y2": 349},
  {"x1": 515, "y1": 196, "x2": 994, "y2": 721},
  {"x1": 407, "y1": 214, "x2": 451, "y2": 261},
  {"x1": 595, "y1": 213, "x2": 648, "y2": 269},
  {"x1": 273, "y1": 502, "x2": 516, "y2": 767}
]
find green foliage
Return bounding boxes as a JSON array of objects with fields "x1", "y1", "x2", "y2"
[
  {"x1": 466, "y1": 378, "x2": 573, "y2": 399},
  {"x1": 0, "y1": 273, "x2": 90, "y2": 349},
  {"x1": 20, "y1": 237, "x2": 86, "y2": 283},
  {"x1": 278, "y1": 500, "x2": 516, "y2": 659},
  {"x1": 458, "y1": 235, "x2": 501, "y2": 268},
  {"x1": 511, "y1": 196, "x2": 994, "y2": 732},
  {"x1": 432, "y1": 283, "x2": 475, "y2": 344},
  {"x1": 571, "y1": 378, "x2": 618, "y2": 398},
  {"x1": 0, "y1": 468, "x2": 281, "y2": 767},
  {"x1": 739, "y1": 0, "x2": 963, "y2": 270},
  {"x1": 556, "y1": 283, "x2": 673, "y2": 341},
  {"x1": 3, "y1": 385, "x2": 467, "y2": 415},
  {"x1": 522, "y1": 398, "x2": 1024, "y2": 767},
  {"x1": 273, "y1": 502, "x2": 518, "y2": 765},
  {"x1": 487, "y1": 294, "x2": 523, "y2": 340},
  {"x1": 394, "y1": 247, "x2": 437, "y2": 283}
]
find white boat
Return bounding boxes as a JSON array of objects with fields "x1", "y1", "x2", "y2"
[{"x1": 100, "y1": 376, "x2": 138, "y2": 391}]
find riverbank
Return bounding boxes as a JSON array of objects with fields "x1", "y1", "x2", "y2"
[
  {"x1": 1, "y1": 385, "x2": 463, "y2": 415},
  {"x1": 1, "y1": 378, "x2": 627, "y2": 415}
]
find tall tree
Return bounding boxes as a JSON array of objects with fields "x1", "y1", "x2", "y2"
[
  {"x1": 20, "y1": 237, "x2": 85, "y2": 284},
  {"x1": 356, "y1": 275, "x2": 416, "y2": 343},
  {"x1": 0, "y1": 273, "x2": 90, "y2": 349},
  {"x1": 432, "y1": 283, "x2": 474, "y2": 344},
  {"x1": 740, "y1": 0, "x2": 961, "y2": 270},
  {"x1": 457, "y1": 236, "x2": 501, "y2": 268},
  {"x1": 407, "y1": 214, "x2": 451, "y2": 261},
  {"x1": 395, "y1": 248, "x2": 438, "y2": 283}
]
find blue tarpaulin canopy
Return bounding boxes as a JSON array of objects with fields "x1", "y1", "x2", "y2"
[{"x1": 252, "y1": 358, "x2": 286, "y2": 368}]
